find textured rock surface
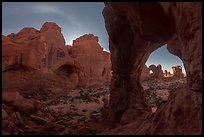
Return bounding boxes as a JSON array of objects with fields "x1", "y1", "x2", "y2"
[
  {"x1": 2, "y1": 22, "x2": 111, "y2": 96},
  {"x1": 156, "y1": 65, "x2": 164, "y2": 78},
  {"x1": 102, "y1": 2, "x2": 201, "y2": 134},
  {"x1": 160, "y1": 2, "x2": 202, "y2": 92},
  {"x1": 69, "y1": 34, "x2": 111, "y2": 88},
  {"x1": 101, "y1": 85, "x2": 201, "y2": 135},
  {"x1": 2, "y1": 86, "x2": 110, "y2": 135},
  {"x1": 102, "y1": 2, "x2": 171, "y2": 125},
  {"x1": 147, "y1": 85, "x2": 202, "y2": 134},
  {"x1": 3, "y1": 92, "x2": 34, "y2": 115},
  {"x1": 2, "y1": 109, "x2": 8, "y2": 120},
  {"x1": 149, "y1": 64, "x2": 164, "y2": 79},
  {"x1": 172, "y1": 65, "x2": 183, "y2": 78},
  {"x1": 2, "y1": 22, "x2": 76, "y2": 94},
  {"x1": 140, "y1": 65, "x2": 150, "y2": 81}
]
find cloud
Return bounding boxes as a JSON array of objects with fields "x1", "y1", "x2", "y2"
[
  {"x1": 30, "y1": 4, "x2": 84, "y2": 45},
  {"x1": 31, "y1": 4, "x2": 82, "y2": 31},
  {"x1": 31, "y1": 4, "x2": 62, "y2": 14}
]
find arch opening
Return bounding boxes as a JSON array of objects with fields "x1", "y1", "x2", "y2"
[
  {"x1": 141, "y1": 44, "x2": 187, "y2": 113},
  {"x1": 101, "y1": 2, "x2": 202, "y2": 135}
]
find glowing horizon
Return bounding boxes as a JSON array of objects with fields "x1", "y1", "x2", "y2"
[{"x1": 145, "y1": 45, "x2": 186, "y2": 76}]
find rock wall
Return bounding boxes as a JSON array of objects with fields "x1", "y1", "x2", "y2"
[
  {"x1": 140, "y1": 65, "x2": 150, "y2": 81},
  {"x1": 102, "y1": 2, "x2": 201, "y2": 134},
  {"x1": 2, "y1": 22, "x2": 111, "y2": 96},
  {"x1": 69, "y1": 34, "x2": 111, "y2": 88},
  {"x1": 160, "y1": 2, "x2": 202, "y2": 91},
  {"x1": 149, "y1": 64, "x2": 163, "y2": 79},
  {"x1": 172, "y1": 65, "x2": 183, "y2": 77}
]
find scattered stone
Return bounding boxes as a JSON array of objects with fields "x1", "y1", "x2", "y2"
[
  {"x1": 54, "y1": 124, "x2": 66, "y2": 131},
  {"x1": 32, "y1": 99, "x2": 43, "y2": 111},
  {"x1": 2, "y1": 109, "x2": 8, "y2": 119},
  {"x1": 30, "y1": 115, "x2": 47, "y2": 125},
  {"x1": 15, "y1": 112, "x2": 25, "y2": 127},
  {"x1": 3, "y1": 92, "x2": 34, "y2": 115}
]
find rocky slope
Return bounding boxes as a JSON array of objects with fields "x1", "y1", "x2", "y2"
[{"x1": 2, "y1": 86, "x2": 110, "y2": 135}]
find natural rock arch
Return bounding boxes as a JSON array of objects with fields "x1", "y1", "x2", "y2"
[
  {"x1": 148, "y1": 64, "x2": 163, "y2": 79},
  {"x1": 102, "y1": 2, "x2": 201, "y2": 134}
]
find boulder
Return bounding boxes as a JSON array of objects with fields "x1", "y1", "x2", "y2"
[
  {"x1": 3, "y1": 92, "x2": 34, "y2": 115},
  {"x1": 10, "y1": 112, "x2": 25, "y2": 127},
  {"x1": 2, "y1": 109, "x2": 8, "y2": 119},
  {"x1": 30, "y1": 115, "x2": 47, "y2": 125}
]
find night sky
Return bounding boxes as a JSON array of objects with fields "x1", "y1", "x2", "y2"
[{"x1": 2, "y1": 2, "x2": 186, "y2": 74}]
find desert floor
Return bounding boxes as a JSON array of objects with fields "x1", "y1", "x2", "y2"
[{"x1": 2, "y1": 77, "x2": 186, "y2": 135}]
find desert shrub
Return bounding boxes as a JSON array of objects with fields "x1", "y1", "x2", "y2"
[
  {"x1": 81, "y1": 93, "x2": 92, "y2": 103},
  {"x1": 155, "y1": 96, "x2": 163, "y2": 107},
  {"x1": 82, "y1": 109, "x2": 87, "y2": 112},
  {"x1": 76, "y1": 93, "x2": 92, "y2": 103},
  {"x1": 67, "y1": 111, "x2": 77, "y2": 117}
]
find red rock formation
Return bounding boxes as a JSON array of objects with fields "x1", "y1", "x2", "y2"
[
  {"x1": 3, "y1": 92, "x2": 34, "y2": 115},
  {"x1": 2, "y1": 22, "x2": 77, "y2": 95},
  {"x1": 164, "y1": 70, "x2": 173, "y2": 77},
  {"x1": 164, "y1": 70, "x2": 167, "y2": 77},
  {"x1": 101, "y1": 85, "x2": 201, "y2": 135},
  {"x1": 156, "y1": 65, "x2": 164, "y2": 78},
  {"x1": 102, "y1": 2, "x2": 201, "y2": 134},
  {"x1": 160, "y1": 2, "x2": 202, "y2": 91},
  {"x1": 168, "y1": 72, "x2": 172, "y2": 76},
  {"x1": 172, "y1": 65, "x2": 183, "y2": 78},
  {"x1": 2, "y1": 23, "x2": 111, "y2": 96},
  {"x1": 140, "y1": 65, "x2": 150, "y2": 81},
  {"x1": 103, "y1": 51, "x2": 112, "y2": 85},
  {"x1": 69, "y1": 34, "x2": 111, "y2": 88},
  {"x1": 149, "y1": 64, "x2": 163, "y2": 79}
]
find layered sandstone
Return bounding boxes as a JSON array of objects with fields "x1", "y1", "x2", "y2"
[
  {"x1": 2, "y1": 22, "x2": 77, "y2": 95},
  {"x1": 69, "y1": 34, "x2": 111, "y2": 88},
  {"x1": 2, "y1": 22, "x2": 111, "y2": 96}
]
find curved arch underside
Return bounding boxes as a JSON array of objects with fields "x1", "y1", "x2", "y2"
[{"x1": 102, "y1": 2, "x2": 202, "y2": 134}]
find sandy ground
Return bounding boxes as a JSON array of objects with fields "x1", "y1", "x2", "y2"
[
  {"x1": 2, "y1": 77, "x2": 186, "y2": 135},
  {"x1": 141, "y1": 77, "x2": 187, "y2": 112}
]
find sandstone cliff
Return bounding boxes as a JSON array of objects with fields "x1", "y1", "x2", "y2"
[
  {"x1": 69, "y1": 34, "x2": 111, "y2": 88},
  {"x1": 2, "y1": 22, "x2": 111, "y2": 96}
]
